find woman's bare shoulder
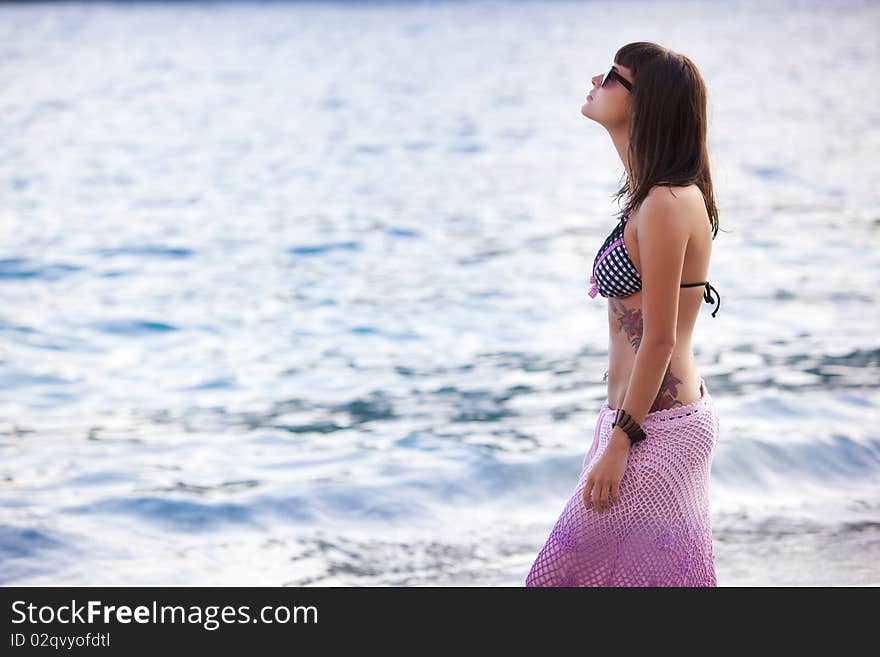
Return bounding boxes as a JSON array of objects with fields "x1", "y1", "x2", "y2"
[{"x1": 640, "y1": 184, "x2": 705, "y2": 229}]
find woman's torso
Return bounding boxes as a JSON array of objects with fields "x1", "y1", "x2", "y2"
[{"x1": 604, "y1": 184, "x2": 713, "y2": 411}]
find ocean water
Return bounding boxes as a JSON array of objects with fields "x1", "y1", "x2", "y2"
[{"x1": 1, "y1": 0, "x2": 878, "y2": 586}]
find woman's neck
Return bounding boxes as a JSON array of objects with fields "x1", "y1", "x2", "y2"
[{"x1": 608, "y1": 124, "x2": 633, "y2": 183}]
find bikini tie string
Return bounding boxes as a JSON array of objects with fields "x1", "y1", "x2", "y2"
[
  {"x1": 703, "y1": 282, "x2": 721, "y2": 318},
  {"x1": 587, "y1": 274, "x2": 599, "y2": 298}
]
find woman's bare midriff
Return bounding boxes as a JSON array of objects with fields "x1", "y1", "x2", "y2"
[
  {"x1": 603, "y1": 185, "x2": 711, "y2": 412},
  {"x1": 604, "y1": 293, "x2": 703, "y2": 411}
]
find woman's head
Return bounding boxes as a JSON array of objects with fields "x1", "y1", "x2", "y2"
[{"x1": 582, "y1": 42, "x2": 719, "y2": 238}]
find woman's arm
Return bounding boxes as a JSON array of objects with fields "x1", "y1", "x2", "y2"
[
  {"x1": 585, "y1": 189, "x2": 691, "y2": 511},
  {"x1": 617, "y1": 188, "x2": 690, "y2": 432}
]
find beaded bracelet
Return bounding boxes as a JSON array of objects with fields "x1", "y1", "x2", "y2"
[{"x1": 611, "y1": 408, "x2": 647, "y2": 445}]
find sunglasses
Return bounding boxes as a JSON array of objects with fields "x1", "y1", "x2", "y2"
[{"x1": 601, "y1": 67, "x2": 633, "y2": 93}]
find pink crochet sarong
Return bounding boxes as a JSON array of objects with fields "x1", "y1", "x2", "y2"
[{"x1": 525, "y1": 378, "x2": 719, "y2": 587}]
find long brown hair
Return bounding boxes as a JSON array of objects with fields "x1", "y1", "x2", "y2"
[{"x1": 612, "y1": 42, "x2": 721, "y2": 239}]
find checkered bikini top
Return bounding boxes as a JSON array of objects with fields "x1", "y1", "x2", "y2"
[{"x1": 587, "y1": 213, "x2": 721, "y2": 317}]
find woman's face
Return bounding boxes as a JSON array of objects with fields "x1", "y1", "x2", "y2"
[{"x1": 581, "y1": 62, "x2": 634, "y2": 129}]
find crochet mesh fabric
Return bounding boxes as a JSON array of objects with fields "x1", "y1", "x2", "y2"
[{"x1": 525, "y1": 378, "x2": 719, "y2": 587}]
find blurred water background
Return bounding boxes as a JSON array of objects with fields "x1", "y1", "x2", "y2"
[{"x1": 1, "y1": 0, "x2": 878, "y2": 586}]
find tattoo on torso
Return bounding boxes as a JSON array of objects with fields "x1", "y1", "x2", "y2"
[{"x1": 608, "y1": 299, "x2": 687, "y2": 413}]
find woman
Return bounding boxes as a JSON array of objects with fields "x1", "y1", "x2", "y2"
[{"x1": 525, "y1": 42, "x2": 723, "y2": 587}]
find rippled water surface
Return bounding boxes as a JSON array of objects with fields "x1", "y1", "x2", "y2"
[{"x1": 1, "y1": 0, "x2": 879, "y2": 586}]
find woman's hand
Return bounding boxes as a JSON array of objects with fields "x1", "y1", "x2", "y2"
[{"x1": 583, "y1": 427, "x2": 631, "y2": 511}]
